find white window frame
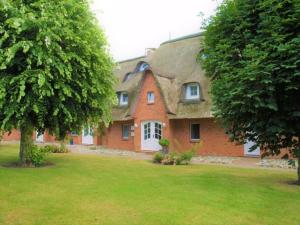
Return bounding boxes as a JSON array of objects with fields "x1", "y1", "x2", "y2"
[
  {"x1": 119, "y1": 92, "x2": 128, "y2": 106},
  {"x1": 190, "y1": 123, "x2": 200, "y2": 141},
  {"x1": 147, "y1": 91, "x2": 155, "y2": 103},
  {"x1": 186, "y1": 83, "x2": 200, "y2": 100}
]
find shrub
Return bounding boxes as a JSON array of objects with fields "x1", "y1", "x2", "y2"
[
  {"x1": 42, "y1": 144, "x2": 69, "y2": 153},
  {"x1": 153, "y1": 151, "x2": 195, "y2": 165},
  {"x1": 161, "y1": 152, "x2": 178, "y2": 165},
  {"x1": 159, "y1": 138, "x2": 170, "y2": 147},
  {"x1": 26, "y1": 145, "x2": 49, "y2": 167},
  {"x1": 153, "y1": 152, "x2": 164, "y2": 163},
  {"x1": 178, "y1": 151, "x2": 195, "y2": 165}
]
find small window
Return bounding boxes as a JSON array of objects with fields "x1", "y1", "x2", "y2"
[
  {"x1": 190, "y1": 124, "x2": 200, "y2": 141},
  {"x1": 119, "y1": 92, "x2": 128, "y2": 106},
  {"x1": 123, "y1": 73, "x2": 133, "y2": 82},
  {"x1": 122, "y1": 125, "x2": 130, "y2": 139},
  {"x1": 186, "y1": 83, "x2": 200, "y2": 100},
  {"x1": 147, "y1": 91, "x2": 155, "y2": 103},
  {"x1": 70, "y1": 131, "x2": 77, "y2": 136}
]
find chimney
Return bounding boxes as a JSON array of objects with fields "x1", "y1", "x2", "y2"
[{"x1": 145, "y1": 48, "x2": 156, "y2": 57}]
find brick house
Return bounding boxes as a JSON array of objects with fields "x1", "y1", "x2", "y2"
[
  {"x1": 2, "y1": 33, "x2": 260, "y2": 157},
  {"x1": 100, "y1": 33, "x2": 260, "y2": 157}
]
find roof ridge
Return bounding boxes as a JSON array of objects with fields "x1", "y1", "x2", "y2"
[
  {"x1": 160, "y1": 32, "x2": 203, "y2": 46},
  {"x1": 118, "y1": 56, "x2": 145, "y2": 64}
]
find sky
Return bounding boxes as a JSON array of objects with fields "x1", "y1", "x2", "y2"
[{"x1": 91, "y1": 0, "x2": 221, "y2": 61}]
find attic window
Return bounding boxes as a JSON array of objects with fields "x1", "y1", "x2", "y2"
[
  {"x1": 123, "y1": 73, "x2": 133, "y2": 82},
  {"x1": 185, "y1": 83, "x2": 200, "y2": 100},
  {"x1": 135, "y1": 62, "x2": 149, "y2": 73},
  {"x1": 119, "y1": 92, "x2": 128, "y2": 106}
]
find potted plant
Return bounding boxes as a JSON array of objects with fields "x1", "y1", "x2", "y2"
[{"x1": 159, "y1": 138, "x2": 170, "y2": 154}]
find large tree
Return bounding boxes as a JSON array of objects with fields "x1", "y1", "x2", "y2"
[
  {"x1": 0, "y1": 0, "x2": 115, "y2": 165},
  {"x1": 200, "y1": 0, "x2": 300, "y2": 184}
]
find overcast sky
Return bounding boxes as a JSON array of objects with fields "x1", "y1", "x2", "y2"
[{"x1": 91, "y1": 0, "x2": 221, "y2": 61}]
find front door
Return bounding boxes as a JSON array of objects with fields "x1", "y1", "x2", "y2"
[
  {"x1": 82, "y1": 127, "x2": 94, "y2": 145},
  {"x1": 244, "y1": 140, "x2": 260, "y2": 157},
  {"x1": 36, "y1": 132, "x2": 44, "y2": 143},
  {"x1": 141, "y1": 121, "x2": 162, "y2": 151}
]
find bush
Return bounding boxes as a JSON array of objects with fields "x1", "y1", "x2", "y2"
[
  {"x1": 42, "y1": 144, "x2": 69, "y2": 153},
  {"x1": 178, "y1": 151, "x2": 195, "y2": 165},
  {"x1": 153, "y1": 151, "x2": 195, "y2": 165},
  {"x1": 153, "y1": 152, "x2": 164, "y2": 163},
  {"x1": 159, "y1": 138, "x2": 170, "y2": 147},
  {"x1": 26, "y1": 145, "x2": 49, "y2": 167}
]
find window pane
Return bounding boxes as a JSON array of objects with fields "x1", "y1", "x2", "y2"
[
  {"x1": 190, "y1": 86, "x2": 198, "y2": 96},
  {"x1": 185, "y1": 84, "x2": 200, "y2": 100},
  {"x1": 147, "y1": 92, "x2": 155, "y2": 103},
  {"x1": 120, "y1": 92, "x2": 128, "y2": 105},
  {"x1": 191, "y1": 124, "x2": 200, "y2": 140},
  {"x1": 122, "y1": 125, "x2": 129, "y2": 139}
]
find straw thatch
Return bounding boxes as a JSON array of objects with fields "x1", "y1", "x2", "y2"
[{"x1": 112, "y1": 33, "x2": 213, "y2": 121}]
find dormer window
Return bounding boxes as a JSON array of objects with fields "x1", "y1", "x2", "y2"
[
  {"x1": 119, "y1": 92, "x2": 128, "y2": 106},
  {"x1": 135, "y1": 62, "x2": 149, "y2": 73},
  {"x1": 123, "y1": 73, "x2": 133, "y2": 82},
  {"x1": 185, "y1": 83, "x2": 200, "y2": 100}
]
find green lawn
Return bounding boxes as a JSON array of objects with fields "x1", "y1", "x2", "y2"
[{"x1": 0, "y1": 144, "x2": 299, "y2": 225}]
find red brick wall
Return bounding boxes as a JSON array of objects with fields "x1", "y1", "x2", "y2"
[
  {"x1": 102, "y1": 120, "x2": 134, "y2": 150},
  {"x1": 132, "y1": 71, "x2": 171, "y2": 151},
  {"x1": 2, "y1": 129, "x2": 20, "y2": 141},
  {"x1": 170, "y1": 118, "x2": 244, "y2": 156}
]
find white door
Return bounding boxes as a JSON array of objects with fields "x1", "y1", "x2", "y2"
[
  {"x1": 244, "y1": 140, "x2": 260, "y2": 156},
  {"x1": 141, "y1": 121, "x2": 162, "y2": 151},
  {"x1": 36, "y1": 132, "x2": 44, "y2": 143},
  {"x1": 82, "y1": 127, "x2": 94, "y2": 145}
]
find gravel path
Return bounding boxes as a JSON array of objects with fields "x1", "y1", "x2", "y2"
[{"x1": 67, "y1": 145, "x2": 297, "y2": 171}]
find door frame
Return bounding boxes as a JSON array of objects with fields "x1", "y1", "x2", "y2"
[
  {"x1": 244, "y1": 140, "x2": 260, "y2": 157},
  {"x1": 36, "y1": 132, "x2": 44, "y2": 143},
  {"x1": 140, "y1": 120, "x2": 162, "y2": 151},
  {"x1": 82, "y1": 126, "x2": 94, "y2": 145}
]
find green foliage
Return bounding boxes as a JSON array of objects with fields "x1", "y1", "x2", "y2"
[
  {"x1": 153, "y1": 151, "x2": 195, "y2": 165},
  {"x1": 0, "y1": 0, "x2": 116, "y2": 140},
  {"x1": 153, "y1": 152, "x2": 164, "y2": 163},
  {"x1": 42, "y1": 144, "x2": 69, "y2": 153},
  {"x1": 178, "y1": 151, "x2": 195, "y2": 165},
  {"x1": 200, "y1": 0, "x2": 300, "y2": 158},
  {"x1": 159, "y1": 138, "x2": 170, "y2": 147},
  {"x1": 25, "y1": 144, "x2": 48, "y2": 167}
]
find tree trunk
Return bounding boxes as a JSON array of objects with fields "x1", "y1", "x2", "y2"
[{"x1": 19, "y1": 124, "x2": 34, "y2": 166}]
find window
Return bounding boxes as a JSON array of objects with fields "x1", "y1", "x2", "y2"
[
  {"x1": 185, "y1": 83, "x2": 200, "y2": 100},
  {"x1": 70, "y1": 131, "x2": 78, "y2": 136},
  {"x1": 123, "y1": 73, "x2": 133, "y2": 82},
  {"x1": 119, "y1": 92, "x2": 128, "y2": 106},
  {"x1": 122, "y1": 125, "x2": 130, "y2": 139},
  {"x1": 139, "y1": 62, "x2": 149, "y2": 72},
  {"x1": 135, "y1": 62, "x2": 150, "y2": 73},
  {"x1": 190, "y1": 123, "x2": 200, "y2": 141},
  {"x1": 147, "y1": 91, "x2": 155, "y2": 103}
]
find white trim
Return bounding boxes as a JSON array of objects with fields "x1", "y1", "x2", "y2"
[
  {"x1": 82, "y1": 127, "x2": 94, "y2": 145},
  {"x1": 186, "y1": 83, "x2": 200, "y2": 100},
  {"x1": 141, "y1": 121, "x2": 162, "y2": 151}
]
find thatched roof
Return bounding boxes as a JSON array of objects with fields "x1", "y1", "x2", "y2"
[{"x1": 112, "y1": 33, "x2": 213, "y2": 121}]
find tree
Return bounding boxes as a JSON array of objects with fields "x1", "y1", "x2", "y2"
[
  {"x1": 0, "y1": 0, "x2": 116, "y2": 166},
  {"x1": 200, "y1": 0, "x2": 300, "y2": 184}
]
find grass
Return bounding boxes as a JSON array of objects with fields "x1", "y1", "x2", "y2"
[{"x1": 0, "y1": 144, "x2": 299, "y2": 225}]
